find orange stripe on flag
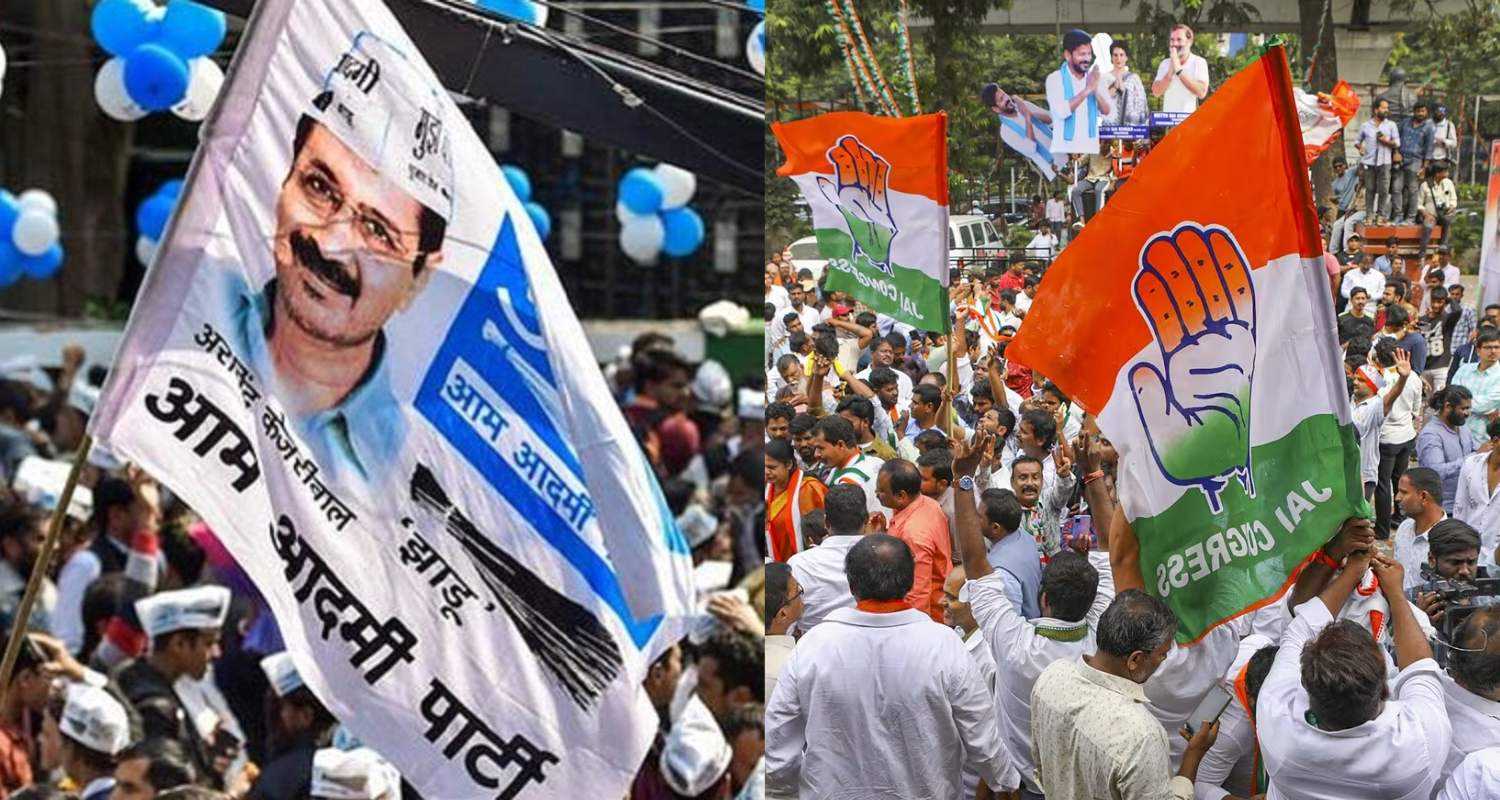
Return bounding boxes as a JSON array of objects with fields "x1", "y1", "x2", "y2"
[
  {"x1": 1008, "y1": 47, "x2": 1323, "y2": 414},
  {"x1": 772, "y1": 111, "x2": 949, "y2": 204}
]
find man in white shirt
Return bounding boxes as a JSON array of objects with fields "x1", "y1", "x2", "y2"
[
  {"x1": 763, "y1": 563, "x2": 801, "y2": 703},
  {"x1": 785, "y1": 285, "x2": 821, "y2": 335},
  {"x1": 1045, "y1": 193, "x2": 1067, "y2": 238},
  {"x1": 1358, "y1": 98, "x2": 1402, "y2": 222},
  {"x1": 1393, "y1": 467, "x2": 1448, "y2": 589},
  {"x1": 1151, "y1": 24, "x2": 1209, "y2": 113},
  {"x1": 1438, "y1": 608, "x2": 1500, "y2": 791},
  {"x1": 765, "y1": 264, "x2": 789, "y2": 311},
  {"x1": 950, "y1": 440, "x2": 1115, "y2": 799},
  {"x1": 940, "y1": 564, "x2": 1004, "y2": 800},
  {"x1": 814, "y1": 415, "x2": 888, "y2": 525},
  {"x1": 1045, "y1": 28, "x2": 1112, "y2": 155},
  {"x1": 766, "y1": 534, "x2": 1019, "y2": 799},
  {"x1": 1454, "y1": 444, "x2": 1500, "y2": 568},
  {"x1": 1340, "y1": 256, "x2": 1388, "y2": 302},
  {"x1": 1429, "y1": 104, "x2": 1459, "y2": 167},
  {"x1": 1025, "y1": 226, "x2": 1059, "y2": 261},
  {"x1": 1439, "y1": 747, "x2": 1500, "y2": 800},
  {"x1": 787, "y1": 484, "x2": 867, "y2": 633},
  {"x1": 1376, "y1": 341, "x2": 1422, "y2": 538},
  {"x1": 1257, "y1": 551, "x2": 1451, "y2": 799},
  {"x1": 1351, "y1": 364, "x2": 1396, "y2": 502},
  {"x1": 855, "y1": 334, "x2": 914, "y2": 414}
]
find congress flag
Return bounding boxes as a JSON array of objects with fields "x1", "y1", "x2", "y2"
[
  {"x1": 1009, "y1": 46, "x2": 1366, "y2": 642},
  {"x1": 1294, "y1": 79, "x2": 1360, "y2": 164},
  {"x1": 88, "y1": 0, "x2": 695, "y2": 796},
  {"x1": 773, "y1": 111, "x2": 951, "y2": 332}
]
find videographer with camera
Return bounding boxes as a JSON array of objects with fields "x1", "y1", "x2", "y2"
[
  {"x1": 1404, "y1": 520, "x2": 1500, "y2": 660},
  {"x1": 1436, "y1": 606, "x2": 1500, "y2": 792}
]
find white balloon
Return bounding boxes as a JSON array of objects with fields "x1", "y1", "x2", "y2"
[
  {"x1": 746, "y1": 21, "x2": 765, "y2": 77},
  {"x1": 171, "y1": 57, "x2": 225, "y2": 122},
  {"x1": 615, "y1": 200, "x2": 648, "y2": 225},
  {"x1": 16, "y1": 189, "x2": 56, "y2": 216},
  {"x1": 94, "y1": 57, "x2": 148, "y2": 122},
  {"x1": 653, "y1": 163, "x2": 697, "y2": 210},
  {"x1": 12, "y1": 209, "x2": 59, "y2": 256},
  {"x1": 0, "y1": 43, "x2": 8, "y2": 91},
  {"x1": 136, "y1": 236, "x2": 158, "y2": 266},
  {"x1": 619, "y1": 214, "x2": 664, "y2": 265}
]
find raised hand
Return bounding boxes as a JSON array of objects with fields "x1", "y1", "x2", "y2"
[
  {"x1": 953, "y1": 430, "x2": 993, "y2": 477},
  {"x1": 1127, "y1": 224, "x2": 1257, "y2": 513},
  {"x1": 816, "y1": 135, "x2": 899, "y2": 277},
  {"x1": 1393, "y1": 347, "x2": 1412, "y2": 377}
]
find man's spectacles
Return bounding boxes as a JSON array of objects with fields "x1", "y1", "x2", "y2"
[{"x1": 291, "y1": 165, "x2": 419, "y2": 267}]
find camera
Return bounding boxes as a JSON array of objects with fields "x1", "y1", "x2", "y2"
[{"x1": 1418, "y1": 564, "x2": 1500, "y2": 646}]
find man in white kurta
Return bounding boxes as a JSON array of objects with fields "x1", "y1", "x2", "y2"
[
  {"x1": 787, "y1": 484, "x2": 866, "y2": 633},
  {"x1": 766, "y1": 535, "x2": 1019, "y2": 799},
  {"x1": 1438, "y1": 608, "x2": 1500, "y2": 790},
  {"x1": 1045, "y1": 29, "x2": 1112, "y2": 155},
  {"x1": 1438, "y1": 747, "x2": 1500, "y2": 800},
  {"x1": 1258, "y1": 563, "x2": 1451, "y2": 799}
]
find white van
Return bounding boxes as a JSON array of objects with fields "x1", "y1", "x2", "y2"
[
  {"x1": 785, "y1": 235, "x2": 827, "y2": 281},
  {"x1": 948, "y1": 214, "x2": 1007, "y2": 273}
]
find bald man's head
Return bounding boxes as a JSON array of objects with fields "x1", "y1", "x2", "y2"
[{"x1": 845, "y1": 534, "x2": 914, "y2": 602}]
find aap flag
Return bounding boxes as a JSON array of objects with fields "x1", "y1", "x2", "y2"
[
  {"x1": 88, "y1": 0, "x2": 695, "y2": 797},
  {"x1": 1009, "y1": 46, "x2": 1367, "y2": 643},
  {"x1": 773, "y1": 111, "x2": 950, "y2": 332}
]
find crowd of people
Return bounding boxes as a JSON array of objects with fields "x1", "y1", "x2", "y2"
[
  {"x1": 0, "y1": 332, "x2": 768, "y2": 800},
  {"x1": 762, "y1": 96, "x2": 1499, "y2": 794}
]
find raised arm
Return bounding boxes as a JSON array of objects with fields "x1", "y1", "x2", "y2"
[
  {"x1": 1382, "y1": 348, "x2": 1413, "y2": 417},
  {"x1": 953, "y1": 431, "x2": 996, "y2": 580},
  {"x1": 1108, "y1": 505, "x2": 1146, "y2": 593},
  {"x1": 1372, "y1": 553, "x2": 1434, "y2": 669}
]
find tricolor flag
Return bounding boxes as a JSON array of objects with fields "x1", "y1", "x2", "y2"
[
  {"x1": 773, "y1": 112, "x2": 951, "y2": 332},
  {"x1": 1294, "y1": 79, "x2": 1360, "y2": 164},
  {"x1": 1009, "y1": 46, "x2": 1367, "y2": 642}
]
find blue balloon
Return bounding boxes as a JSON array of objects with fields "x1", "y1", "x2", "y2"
[
  {"x1": 477, "y1": 0, "x2": 543, "y2": 25},
  {"x1": 136, "y1": 193, "x2": 175, "y2": 240},
  {"x1": 661, "y1": 207, "x2": 705, "y2": 257},
  {"x1": 524, "y1": 202, "x2": 551, "y2": 240},
  {"x1": 0, "y1": 239, "x2": 21, "y2": 288},
  {"x1": 91, "y1": 0, "x2": 159, "y2": 58},
  {"x1": 18, "y1": 244, "x2": 63, "y2": 280},
  {"x1": 619, "y1": 168, "x2": 665, "y2": 216},
  {"x1": 124, "y1": 45, "x2": 191, "y2": 112},
  {"x1": 501, "y1": 165, "x2": 532, "y2": 203},
  {"x1": 746, "y1": 0, "x2": 765, "y2": 12},
  {"x1": 157, "y1": 0, "x2": 227, "y2": 60},
  {"x1": 0, "y1": 192, "x2": 20, "y2": 238},
  {"x1": 159, "y1": 179, "x2": 186, "y2": 199}
]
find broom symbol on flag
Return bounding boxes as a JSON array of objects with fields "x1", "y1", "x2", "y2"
[
  {"x1": 1128, "y1": 222, "x2": 1258, "y2": 514},
  {"x1": 816, "y1": 135, "x2": 898, "y2": 276}
]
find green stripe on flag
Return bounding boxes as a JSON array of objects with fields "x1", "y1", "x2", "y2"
[
  {"x1": 1135, "y1": 413, "x2": 1370, "y2": 642},
  {"x1": 814, "y1": 228, "x2": 949, "y2": 333}
]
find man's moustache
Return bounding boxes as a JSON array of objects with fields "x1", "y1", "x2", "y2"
[{"x1": 290, "y1": 231, "x2": 361, "y2": 300}]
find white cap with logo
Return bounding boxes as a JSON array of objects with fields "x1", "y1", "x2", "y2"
[
  {"x1": 304, "y1": 31, "x2": 454, "y2": 222},
  {"x1": 259, "y1": 652, "x2": 305, "y2": 698},
  {"x1": 311, "y1": 747, "x2": 402, "y2": 800},
  {"x1": 135, "y1": 585, "x2": 232, "y2": 639},
  {"x1": 59, "y1": 684, "x2": 130, "y2": 756},
  {"x1": 659, "y1": 695, "x2": 731, "y2": 796}
]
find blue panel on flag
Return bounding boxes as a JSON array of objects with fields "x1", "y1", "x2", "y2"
[{"x1": 414, "y1": 215, "x2": 659, "y2": 648}]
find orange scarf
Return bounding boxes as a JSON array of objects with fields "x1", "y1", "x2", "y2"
[{"x1": 856, "y1": 598, "x2": 910, "y2": 613}]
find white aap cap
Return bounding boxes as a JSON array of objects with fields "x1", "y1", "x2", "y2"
[
  {"x1": 311, "y1": 747, "x2": 402, "y2": 800},
  {"x1": 660, "y1": 695, "x2": 731, "y2": 796},
  {"x1": 135, "y1": 585, "x2": 231, "y2": 639},
  {"x1": 59, "y1": 684, "x2": 130, "y2": 756},
  {"x1": 260, "y1": 652, "x2": 305, "y2": 698},
  {"x1": 304, "y1": 31, "x2": 454, "y2": 223}
]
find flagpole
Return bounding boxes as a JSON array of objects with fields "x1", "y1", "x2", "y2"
[
  {"x1": 946, "y1": 277, "x2": 957, "y2": 441},
  {"x1": 0, "y1": 434, "x2": 92, "y2": 705}
]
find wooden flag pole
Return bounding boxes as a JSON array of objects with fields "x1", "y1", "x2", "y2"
[{"x1": 0, "y1": 434, "x2": 92, "y2": 706}]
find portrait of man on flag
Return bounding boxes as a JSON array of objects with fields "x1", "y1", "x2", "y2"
[
  {"x1": 207, "y1": 32, "x2": 452, "y2": 489},
  {"x1": 1045, "y1": 28, "x2": 1111, "y2": 155}
]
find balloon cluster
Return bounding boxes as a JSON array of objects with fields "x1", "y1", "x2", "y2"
[
  {"x1": 0, "y1": 190, "x2": 63, "y2": 288},
  {"x1": 92, "y1": 0, "x2": 228, "y2": 122},
  {"x1": 474, "y1": 0, "x2": 548, "y2": 26},
  {"x1": 501, "y1": 165, "x2": 552, "y2": 240},
  {"x1": 615, "y1": 164, "x2": 704, "y2": 265},
  {"x1": 135, "y1": 180, "x2": 184, "y2": 266}
]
